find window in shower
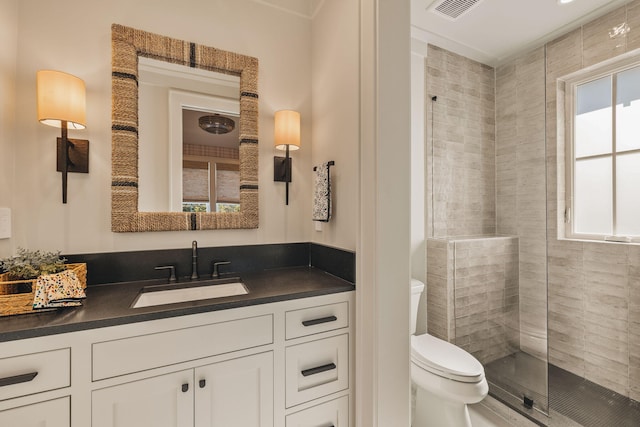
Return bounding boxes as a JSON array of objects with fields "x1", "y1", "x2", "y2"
[{"x1": 562, "y1": 60, "x2": 640, "y2": 242}]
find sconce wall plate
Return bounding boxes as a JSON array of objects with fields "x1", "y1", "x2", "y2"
[
  {"x1": 56, "y1": 138, "x2": 89, "y2": 173},
  {"x1": 273, "y1": 156, "x2": 291, "y2": 183}
]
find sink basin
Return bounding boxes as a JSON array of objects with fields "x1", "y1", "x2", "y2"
[{"x1": 132, "y1": 279, "x2": 248, "y2": 308}]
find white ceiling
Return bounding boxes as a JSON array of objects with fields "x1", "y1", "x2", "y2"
[
  {"x1": 182, "y1": 109, "x2": 239, "y2": 149},
  {"x1": 252, "y1": 0, "x2": 325, "y2": 18},
  {"x1": 411, "y1": 0, "x2": 631, "y2": 65},
  {"x1": 254, "y1": 0, "x2": 633, "y2": 66}
]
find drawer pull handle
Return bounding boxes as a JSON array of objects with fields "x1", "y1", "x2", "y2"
[
  {"x1": 181, "y1": 383, "x2": 189, "y2": 393},
  {"x1": 301, "y1": 363, "x2": 336, "y2": 377},
  {"x1": 302, "y1": 315, "x2": 337, "y2": 327},
  {"x1": 0, "y1": 372, "x2": 38, "y2": 388},
  {"x1": 199, "y1": 379, "x2": 206, "y2": 388}
]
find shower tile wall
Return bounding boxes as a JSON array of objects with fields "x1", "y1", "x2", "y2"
[
  {"x1": 631, "y1": 247, "x2": 640, "y2": 402},
  {"x1": 543, "y1": 1, "x2": 640, "y2": 401},
  {"x1": 426, "y1": 43, "x2": 546, "y2": 364},
  {"x1": 425, "y1": 45, "x2": 496, "y2": 238},
  {"x1": 495, "y1": 47, "x2": 547, "y2": 360},
  {"x1": 426, "y1": 238, "x2": 454, "y2": 341},
  {"x1": 454, "y1": 237, "x2": 520, "y2": 364},
  {"x1": 426, "y1": 237, "x2": 519, "y2": 365}
]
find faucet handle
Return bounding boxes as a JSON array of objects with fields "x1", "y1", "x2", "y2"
[
  {"x1": 211, "y1": 261, "x2": 231, "y2": 279},
  {"x1": 155, "y1": 265, "x2": 177, "y2": 283}
]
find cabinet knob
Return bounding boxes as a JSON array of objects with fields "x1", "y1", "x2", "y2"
[
  {"x1": 199, "y1": 379, "x2": 206, "y2": 388},
  {"x1": 181, "y1": 383, "x2": 189, "y2": 393}
]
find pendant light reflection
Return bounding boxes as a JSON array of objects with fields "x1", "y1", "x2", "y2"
[{"x1": 198, "y1": 114, "x2": 235, "y2": 134}]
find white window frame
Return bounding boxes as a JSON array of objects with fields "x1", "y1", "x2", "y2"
[{"x1": 558, "y1": 53, "x2": 640, "y2": 244}]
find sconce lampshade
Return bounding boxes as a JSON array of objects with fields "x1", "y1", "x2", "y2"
[
  {"x1": 37, "y1": 70, "x2": 86, "y2": 130},
  {"x1": 274, "y1": 110, "x2": 300, "y2": 151}
]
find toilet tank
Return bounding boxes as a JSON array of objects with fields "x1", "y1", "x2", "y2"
[{"x1": 410, "y1": 279, "x2": 425, "y2": 334}]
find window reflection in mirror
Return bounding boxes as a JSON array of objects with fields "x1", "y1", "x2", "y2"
[{"x1": 137, "y1": 57, "x2": 240, "y2": 213}]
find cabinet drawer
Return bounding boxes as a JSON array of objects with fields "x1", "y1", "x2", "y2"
[
  {"x1": 0, "y1": 396, "x2": 70, "y2": 427},
  {"x1": 285, "y1": 302, "x2": 348, "y2": 340},
  {"x1": 93, "y1": 314, "x2": 273, "y2": 380},
  {"x1": 286, "y1": 395, "x2": 349, "y2": 427},
  {"x1": 0, "y1": 348, "x2": 70, "y2": 401},
  {"x1": 285, "y1": 334, "x2": 348, "y2": 408}
]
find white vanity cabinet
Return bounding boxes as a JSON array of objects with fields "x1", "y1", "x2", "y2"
[{"x1": 0, "y1": 289, "x2": 354, "y2": 427}]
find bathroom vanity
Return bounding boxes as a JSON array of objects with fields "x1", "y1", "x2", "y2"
[{"x1": 0, "y1": 267, "x2": 354, "y2": 427}]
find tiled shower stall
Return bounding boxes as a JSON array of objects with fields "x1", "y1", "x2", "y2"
[{"x1": 424, "y1": 1, "x2": 640, "y2": 422}]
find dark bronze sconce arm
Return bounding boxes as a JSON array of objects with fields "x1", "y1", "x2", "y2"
[{"x1": 57, "y1": 120, "x2": 89, "y2": 204}]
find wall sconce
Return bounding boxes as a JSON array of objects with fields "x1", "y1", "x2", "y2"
[
  {"x1": 37, "y1": 70, "x2": 89, "y2": 204},
  {"x1": 273, "y1": 110, "x2": 300, "y2": 205}
]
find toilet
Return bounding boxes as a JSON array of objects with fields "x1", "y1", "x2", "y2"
[{"x1": 410, "y1": 279, "x2": 488, "y2": 427}]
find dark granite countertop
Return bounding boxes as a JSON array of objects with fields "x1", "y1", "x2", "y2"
[{"x1": 0, "y1": 267, "x2": 354, "y2": 343}]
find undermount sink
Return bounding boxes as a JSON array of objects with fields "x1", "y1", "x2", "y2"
[{"x1": 132, "y1": 279, "x2": 248, "y2": 308}]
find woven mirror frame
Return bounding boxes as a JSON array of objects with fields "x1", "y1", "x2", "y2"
[{"x1": 111, "y1": 24, "x2": 259, "y2": 232}]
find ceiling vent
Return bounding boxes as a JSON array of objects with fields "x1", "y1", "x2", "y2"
[{"x1": 429, "y1": 0, "x2": 483, "y2": 21}]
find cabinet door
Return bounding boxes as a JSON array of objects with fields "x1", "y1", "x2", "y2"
[
  {"x1": 92, "y1": 370, "x2": 193, "y2": 427},
  {"x1": 0, "y1": 396, "x2": 70, "y2": 427},
  {"x1": 195, "y1": 352, "x2": 273, "y2": 427}
]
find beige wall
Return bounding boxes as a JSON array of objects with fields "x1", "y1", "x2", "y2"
[
  {"x1": 310, "y1": 0, "x2": 359, "y2": 251},
  {"x1": 4, "y1": 0, "x2": 346, "y2": 256},
  {"x1": 0, "y1": 0, "x2": 18, "y2": 255},
  {"x1": 545, "y1": 0, "x2": 640, "y2": 400}
]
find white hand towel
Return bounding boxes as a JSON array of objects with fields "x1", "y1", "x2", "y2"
[{"x1": 313, "y1": 162, "x2": 331, "y2": 222}]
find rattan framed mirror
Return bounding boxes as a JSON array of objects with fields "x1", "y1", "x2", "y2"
[{"x1": 111, "y1": 24, "x2": 259, "y2": 232}]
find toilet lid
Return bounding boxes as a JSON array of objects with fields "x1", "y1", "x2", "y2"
[{"x1": 411, "y1": 334, "x2": 484, "y2": 383}]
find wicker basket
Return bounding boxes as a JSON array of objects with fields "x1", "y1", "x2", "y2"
[{"x1": 0, "y1": 263, "x2": 87, "y2": 317}]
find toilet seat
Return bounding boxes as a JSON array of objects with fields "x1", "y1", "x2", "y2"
[{"x1": 411, "y1": 334, "x2": 484, "y2": 383}]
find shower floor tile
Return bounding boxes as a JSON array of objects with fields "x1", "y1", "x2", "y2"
[
  {"x1": 485, "y1": 351, "x2": 548, "y2": 412},
  {"x1": 549, "y1": 364, "x2": 640, "y2": 427},
  {"x1": 484, "y1": 353, "x2": 640, "y2": 426}
]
